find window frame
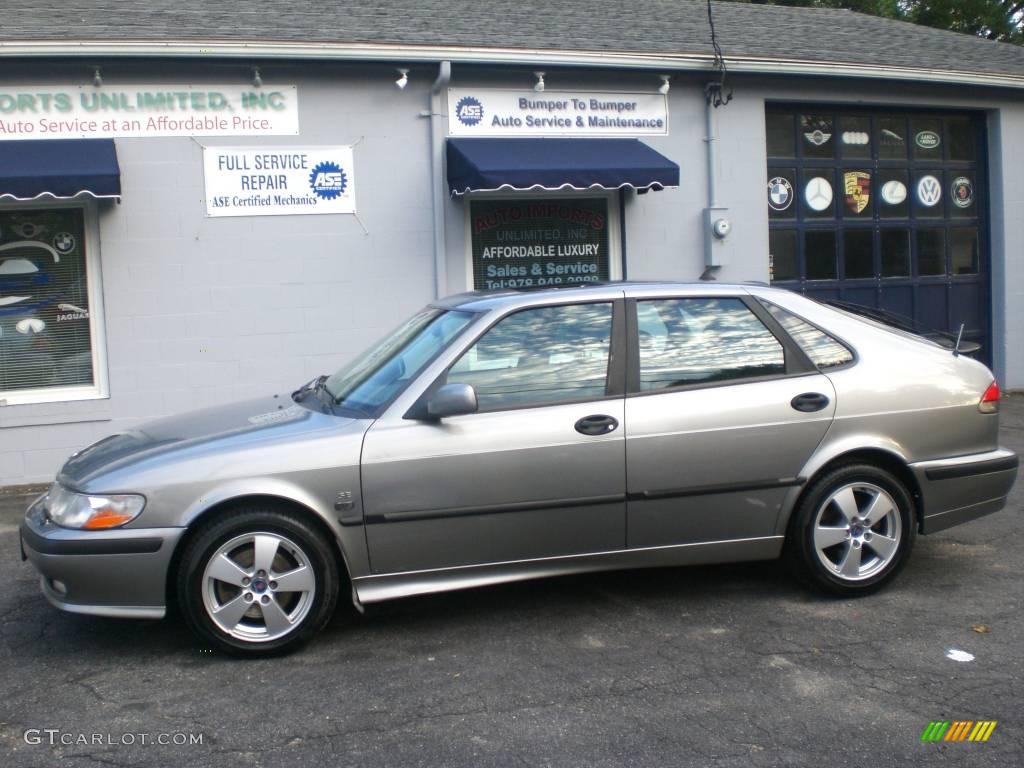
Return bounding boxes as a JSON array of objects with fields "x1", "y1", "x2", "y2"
[
  {"x1": 0, "y1": 199, "x2": 109, "y2": 406},
  {"x1": 420, "y1": 298, "x2": 628, "y2": 415},
  {"x1": 624, "y1": 295, "x2": 818, "y2": 397}
]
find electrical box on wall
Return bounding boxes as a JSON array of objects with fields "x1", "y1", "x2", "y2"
[{"x1": 703, "y1": 207, "x2": 733, "y2": 267}]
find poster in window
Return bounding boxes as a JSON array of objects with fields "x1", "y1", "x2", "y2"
[
  {"x1": 0, "y1": 208, "x2": 93, "y2": 393},
  {"x1": 469, "y1": 198, "x2": 609, "y2": 290}
]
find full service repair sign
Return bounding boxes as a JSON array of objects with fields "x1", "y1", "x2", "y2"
[
  {"x1": 449, "y1": 89, "x2": 668, "y2": 137},
  {"x1": 0, "y1": 85, "x2": 298, "y2": 139},
  {"x1": 203, "y1": 146, "x2": 356, "y2": 217}
]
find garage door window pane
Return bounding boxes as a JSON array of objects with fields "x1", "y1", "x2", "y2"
[
  {"x1": 448, "y1": 303, "x2": 612, "y2": 410},
  {"x1": 951, "y1": 228, "x2": 978, "y2": 275},
  {"x1": 801, "y1": 115, "x2": 835, "y2": 159},
  {"x1": 878, "y1": 117, "x2": 907, "y2": 159},
  {"x1": 917, "y1": 229, "x2": 946, "y2": 276},
  {"x1": 766, "y1": 113, "x2": 795, "y2": 158},
  {"x1": 805, "y1": 231, "x2": 837, "y2": 280},
  {"x1": 948, "y1": 117, "x2": 975, "y2": 161},
  {"x1": 839, "y1": 116, "x2": 871, "y2": 159},
  {"x1": 0, "y1": 208, "x2": 94, "y2": 395},
  {"x1": 637, "y1": 298, "x2": 785, "y2": 390},
  {"x1": 770, "y1": 229, "x2": 798, "y2": 282},
  {"x1": 880, "y1": 230, "x2": 910, "y2": 277},
  {"x1": 843, "y1": 230, "x2": 874, "y2": 279}
]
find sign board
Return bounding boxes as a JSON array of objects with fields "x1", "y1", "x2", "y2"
[
  {"x1": 0, "y1": 85, "x2": 299, "y2": 139},
  {"x1": 202, "y1": 146, "x2": 356, "y2": 217},
  {"x1": 449, "y1": 89, "x2": 668, "y2": 137},
  {"x1": 470, "y1": 198, "x2": 609, "y2": 290}
]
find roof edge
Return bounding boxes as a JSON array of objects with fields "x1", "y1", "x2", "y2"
[{"x1": 1, "y1": 40, "x2": 1023, "y2": 90}]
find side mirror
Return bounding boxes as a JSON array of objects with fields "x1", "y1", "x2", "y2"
[{"x1": 427, "y1": 383, "x2": 478, "y2": 419}]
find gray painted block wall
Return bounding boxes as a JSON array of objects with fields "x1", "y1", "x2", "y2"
[{"x1": 0, "y1": 63, "x2": 1021, "y2": 485}]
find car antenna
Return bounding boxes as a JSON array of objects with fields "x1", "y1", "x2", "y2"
[{"x1": 952, "y1": 323, "x2": 965, "y2": 357}]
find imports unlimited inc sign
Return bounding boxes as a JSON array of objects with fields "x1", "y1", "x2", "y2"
[
  {"x1": 0, "y1": 85, "x2": 299, "y2": 139},
  {"x1": 203, "y1": 146, "x2": 356, "y2": 217},
  {"x1": 448, "y1": 88, "x2": 668, "y2": 137}
]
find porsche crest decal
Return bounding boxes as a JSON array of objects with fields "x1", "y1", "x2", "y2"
[{"x1": 844, "y1": 171, "x2": 871, "y2": 214}]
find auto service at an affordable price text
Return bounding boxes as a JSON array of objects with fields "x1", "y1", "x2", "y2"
[{"x1": 0, "y1": 85, "x2": 300, "y2": 138}]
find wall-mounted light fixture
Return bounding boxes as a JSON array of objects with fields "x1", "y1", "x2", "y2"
[
  {"x1": 533, "y1": 71, "x2": 545, "y2": 93},
  {"x1": 395, "y1": 68, "x2": 409, "y2": 90},
  {"x1": 92, "y1": 68, "x2": 103, "y2": 88},
  {"x1": 658, "y1": 75, "x2": 671, "y2": 95},
  {"x1": 252, "y1": 67, "x2": 263, "y2": 88}
]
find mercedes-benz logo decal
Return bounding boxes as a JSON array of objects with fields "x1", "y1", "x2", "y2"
[{"x1": 804, "y1": 177, "x2": 833, "y2": 212}]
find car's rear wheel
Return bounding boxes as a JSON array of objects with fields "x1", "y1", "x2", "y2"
[
  {"x1": 177, "y1": 507, "x2": 339, "y2": 656},
  {"x1": 786, "y1": 463, "x2": 915, "y2": 595}
]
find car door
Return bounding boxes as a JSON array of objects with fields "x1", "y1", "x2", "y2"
[
  {"x1": 361, "y1": 299, "x2": 627, "y2": 574},
  {"x1": 625, "y1": 295, "x2": 836, "y2": 548}
]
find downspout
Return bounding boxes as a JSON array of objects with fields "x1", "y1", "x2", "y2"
[
  {"x1": 700, "y1": 93, "x2": 722, "y2": 281},
  {"x1": 429, "y1": 61, "x2": 452, "y2": 299}
]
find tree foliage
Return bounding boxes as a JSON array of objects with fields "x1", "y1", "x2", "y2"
[{"x1": 736, "y1": 0, "x2": 1024, "y2": 44}]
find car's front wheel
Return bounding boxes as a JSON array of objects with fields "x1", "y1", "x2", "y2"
[
  {"x1": 177, "y1": 507, "x2": 339, "y2": 656},
  {"x1": 786, "y1": 463, "x2": 916, "y2": 595}
]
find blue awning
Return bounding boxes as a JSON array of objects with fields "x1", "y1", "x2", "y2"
[
  {"x1": 447, "y1": 138, "x2": 679, "y2": 196},
  {"x1": 0, "y1": 139, "x2": 121, "y2": 201}
]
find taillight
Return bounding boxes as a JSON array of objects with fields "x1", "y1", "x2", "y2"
[{"x1": 979, "y1": 380, "x2": 1000, "y2": 414}]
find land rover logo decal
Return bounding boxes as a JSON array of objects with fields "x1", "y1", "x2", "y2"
[
  {"x1": 915, "y1": 130, "x2": 941, "y2": 150},
  {"x1": 951, "y1": 177, "x2": 974, "y2": 208},
  {"x1": 917, "y1": 175, "x2": 942, "y2": 207},
  {"x1": 767, "y1": 177, "x2": 794, "y2": 211}
]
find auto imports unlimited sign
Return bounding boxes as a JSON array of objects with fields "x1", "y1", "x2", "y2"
[
  {"x1": 202, "y1": 146, "x2": 356, "y2": 217},
  {"x1": 0, "y1": 85, "x2": 299, "y2": 139},
  {"x1": 448, "y1": 89, "x2": 668, "y2": 137}
]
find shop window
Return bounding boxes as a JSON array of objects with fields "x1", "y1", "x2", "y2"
[
  {"x1": 805, "y1": 231, "x2": 837, "y2": 280},
  {"x1": 766, "y1": 114, "x2": 796, "y2": 158},
  {"x1": 880, "y1": 230, "x2": 911, "y2": 278},
  {"x1": 951, "y1": 228, "x2": 979, "y2": 275},
  {"x1": 916, "y1": 229, "x2": 946, "y2": 276},
  {"x1": 769, "y1": 229, "x2": 798, "y2": 282},
  {"x1": 468, "y1": 198, "x2": 610, "y2": 291},
  {"x1": 843, "y1": 230, "x2": 874, "y2": 279},
  {"x1": 447, "y1": 302, "x2": 613, "y2": 410},
  {"x1": 0, "y1": 206, "x2": 104, "y2": 403}
]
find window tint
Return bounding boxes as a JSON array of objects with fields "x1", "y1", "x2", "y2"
[
  {"x1": 636, "y1": 298, "x2": 785, "y2": 391},
  {"x1": 761, "y1": 301, "x2": 854, "y2": 369},
  {"x1": 448, "y1": 302, "x2": 613, "y2": 410}
]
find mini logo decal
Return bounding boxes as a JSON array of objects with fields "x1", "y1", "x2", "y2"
[
  {"x1": 880, "y1": 179, "x2": 908, "y2": 205},
  {"x1": 843, "y1": 171, "x2": 871, "y2": 214},
  {"x1": 309, "y1": 161, "x2": 347, "y2": 199},
  {"x1": 804, "y1": 129, "x2": 832, "y2": 146},
  {"x1": 804, "y1": 176, "x2": 833, "y2": 212},
  {"x1": 917, "y1": 175, "x2": 942, "y2": 207},
  {"x1": 767, "y1": 177, "x2": 794, "y2": 211},
  {"x1": 915, "y1": 130, "x2": 941, "y2": 150},
  {"x1": 951, "y1": 176, "x2": 974, "y2": 208},
  {"x1": 455, "y1": 96, "x2": 484, "y2": 127}
]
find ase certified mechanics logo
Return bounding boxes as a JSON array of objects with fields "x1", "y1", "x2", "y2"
[
  {"x1": 308, "y1": 161, "x2": 348, "y2": 199},
  {"x1": 455, "y1": 96, "x2": 484, "y2": 126}
]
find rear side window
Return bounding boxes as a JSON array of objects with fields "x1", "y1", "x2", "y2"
[
  {"x1": 636, "y1": 298, "x2": 786, "y2": 390},
  {"x1": 448, "y1": 302, "x2": 613, "y2": 410},
  {"x1": 761, "y1": 301, "x2": 854, "y2": 369}
]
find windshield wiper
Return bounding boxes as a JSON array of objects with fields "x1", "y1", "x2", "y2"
[{"x1": 291, "y1": 374, "x2": 328, "y2": 402}]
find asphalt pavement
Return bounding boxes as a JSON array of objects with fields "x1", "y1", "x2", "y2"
[{"x1": 0, "y1": 397, "x2": 1021, "y2": 767}]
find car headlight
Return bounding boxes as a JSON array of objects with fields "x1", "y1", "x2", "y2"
[{"x1": 45, "y1": 484, "x2": 146, "y2": 530}]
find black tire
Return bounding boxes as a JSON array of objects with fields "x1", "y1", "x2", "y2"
[
  {"x1": 784, "y1": 463, "x2": 916, "y2": 596},
  {"x1": 177, "y1": 506, "x2": 339, "y2": 656}
]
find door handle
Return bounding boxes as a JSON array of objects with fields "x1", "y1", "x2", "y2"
[
  {"x1": 575, "y1": 414, "x2": 619, "y2": 436},
  {"x1": 791, "y1": 392, "x2": 830, "y2": 413}
]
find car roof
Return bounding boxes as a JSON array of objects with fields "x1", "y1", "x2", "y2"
[{"x1": 434, "y1": 281, "x2": 781, "y2": 313}]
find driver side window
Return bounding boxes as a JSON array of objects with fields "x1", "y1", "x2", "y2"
[{"x1": 448, "y1": 302, "x2": 614, "y2": 411}]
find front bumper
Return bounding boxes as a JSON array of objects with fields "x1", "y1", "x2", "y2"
[
  {"x1": 19, "y1": 495, "x2": 185, "y2": 618},
  {"x1": 910, "y1": 448, "x2": 1019, "y2": 534}
]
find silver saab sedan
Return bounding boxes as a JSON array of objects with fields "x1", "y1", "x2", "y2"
[{"x1": 20, "y1": 283, "x2": 1019, "y2": 655}]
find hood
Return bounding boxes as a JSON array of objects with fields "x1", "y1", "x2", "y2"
[{"x1": 59, "y1": 394, "x2": 361, "y2": 489}]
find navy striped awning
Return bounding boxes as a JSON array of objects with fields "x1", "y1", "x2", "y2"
[
  {"x1": 0, "y1": 139, "x2": 121, "y2": 201},
  {"x1": 447, "y1": 138, "x2": 679, "y2": 196}
]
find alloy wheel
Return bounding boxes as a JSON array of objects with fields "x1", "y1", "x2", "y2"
[{"x1": 812, "y1": 482, "x2": 903, "y2": 582}]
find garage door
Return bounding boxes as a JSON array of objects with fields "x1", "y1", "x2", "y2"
[{"x1": 765, "y1": 107, "x2": 989, "y2": 363}]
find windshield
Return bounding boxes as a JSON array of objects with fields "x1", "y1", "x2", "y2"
[{"x1": 324, "y1": 308, "x2": 476, "y2": 415}]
